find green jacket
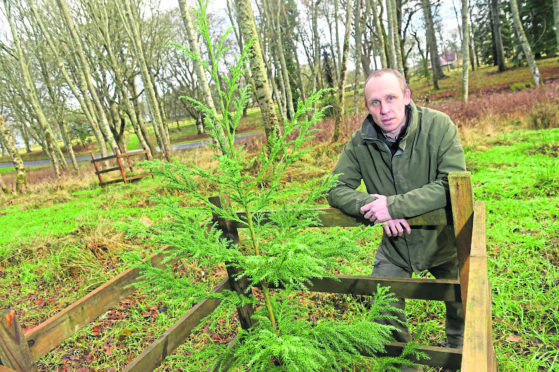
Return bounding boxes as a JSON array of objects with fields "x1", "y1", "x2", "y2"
[{"x1": 327, "y1": 101, "x2": 466, "y2": 272}]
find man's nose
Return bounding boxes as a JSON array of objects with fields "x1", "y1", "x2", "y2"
[{"x1": 379, "y1": 102, "x2": 389, "y2": 114}]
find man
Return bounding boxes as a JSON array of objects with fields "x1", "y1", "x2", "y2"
[{"x1": 327, "y1": 69, "x2": 466, "y2": 359}]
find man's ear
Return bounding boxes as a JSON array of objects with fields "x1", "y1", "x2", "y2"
[{"x1": 404, "y1": 89, "x2": 411, "y2": 105}]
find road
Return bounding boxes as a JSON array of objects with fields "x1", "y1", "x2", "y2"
[{"x1": 0, "y1": 133, "x2": 256, "y2": 168}]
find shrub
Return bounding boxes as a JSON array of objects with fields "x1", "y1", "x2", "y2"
[
  {"x1": 527, "y1": 101, "x2": 559, "y2": 129},
  {"x1": 123, "y1": 1, "x2": 421, "y2": 370}
]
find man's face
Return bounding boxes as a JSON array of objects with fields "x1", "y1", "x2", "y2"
[{"x1": 364, "y1": 73, "x2": 411, "y2": 138}]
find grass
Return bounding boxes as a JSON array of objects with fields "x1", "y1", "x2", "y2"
[{"x1": 1, "y1": 62, "x2": 559, "y2": 370}]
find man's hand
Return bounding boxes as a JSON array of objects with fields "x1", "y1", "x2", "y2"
[
  {"x1": 380, "y1": 219, "x2": 411, "y2": 237},
  {"x1": 360, "y1": 194, "x2": 392, "y2": 223}
]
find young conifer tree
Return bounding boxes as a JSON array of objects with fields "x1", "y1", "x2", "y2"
[{"x1": 125, "y1": 1, "x2": 424, "y2": 370}]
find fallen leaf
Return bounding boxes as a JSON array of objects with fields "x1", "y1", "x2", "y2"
[{"x1": 506, "y1": 335, "x2": 523, "y2": 342}]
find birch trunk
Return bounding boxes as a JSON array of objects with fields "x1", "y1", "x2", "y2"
[
  {"x1": 510, "y1": 0, "x2": 541, "y2": 87},
  {"x1": 4, "y1": 0, "x2": 61, "y2": 177},
  {"x1": 55, "y1": 0, "x2": 118, "y2": 154},
  {"x1": 553, "y1": 0, "x2": 559, "y2": 53},
  {"x1": 371, "y1": 0, "x2": 388, "y2": 68},
  {"x1": 462, "y1": 0, "x2": 470, "y2": 103},
  {"x1": 490, "y1": 0, "x2": 506, "y2": 72},
  {"x1": 89, "y1": 0, "x2": 154, "y2": 158},
  {"x1": 177, "y1": 0, "x2": 218, "y2": 130},
  {"x1": 331, "y1": 0, "x2": 353, "y2": 143},
  {"x1": 0, "y1": 115, "x2": 27, "y2": 193},
  {"x1": 421, "y1": 0, "x2": 444, "y2": 89},
  {"x1": 234, "y1": 0, "x2": 279, "y2": 143},
  {"x1": 264, "y1": 1, "x2": 294, "y2": 120},
  {"x1": 119, "y1": 0, "x2": 172, "y2": 161},
  {"x1": 312, "y1": 0, "x2": 321, "y2": 109},
  {"x1": 353, "y1": 0, "x2": 369, "y2": 114}
]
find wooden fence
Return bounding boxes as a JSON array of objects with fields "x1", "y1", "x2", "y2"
[
  {"x1": 90, "y1": 147, "x2": 152, "y2": 187},
  {"x1": 0, "y1": 172, "x2": 497, "y2": 371}
]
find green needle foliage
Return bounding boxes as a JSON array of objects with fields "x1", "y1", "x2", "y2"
[{"x1": 123, "y1": 0, "x2": 419, "y2": 370}]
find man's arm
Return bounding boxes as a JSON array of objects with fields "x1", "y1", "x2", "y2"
[
  {"x1": 327, "y1": 136, "x2": 376, "y2": 217},
  {"x1": 387, "y1": 122, "x2": 466, "y2": 219}
]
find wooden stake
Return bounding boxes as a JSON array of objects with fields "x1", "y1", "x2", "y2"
[
  {"x1": 209, "y1": 196, "x2": 255, "y2": 330},
  {"x1": 449, "y1": 171, "x2": 474, "y2": 314},
  {"x1": 0, "y1": 311, "x2": 37, "y2": 372}
]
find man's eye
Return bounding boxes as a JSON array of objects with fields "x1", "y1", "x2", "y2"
[
  {"x1": 371, "y1": 100, "x2": 380, "y2": 105},
  {"x1": 387, "y1": 96, "x2": 395, "y2": 102}
]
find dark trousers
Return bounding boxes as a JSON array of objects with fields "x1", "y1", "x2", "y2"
[{"x1": 371, "y1": 250, "x2": 464, "y2": 347}]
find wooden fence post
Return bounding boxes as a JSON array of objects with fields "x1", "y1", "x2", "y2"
[
  {"x1": 114, "y1": 147, "x2": 127, "y2": 184},
  {"x1": 90, "y1": 152, "x2": 104, "y2": 186},
  {"x1": 0, "y1": 311, "x2": 37, "y2": 372},
  {"x1": 209, "y1": 196, "x2": 255, "y2": 330},
  {"x1": 449, "y1": 172, "x2": 474, "y2": 314}
]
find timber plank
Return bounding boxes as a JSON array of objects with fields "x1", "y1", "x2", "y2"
[
  {"x1": 302, "y1": 275, "x2": 461, "y2": 302},
  {"x1": 25, "y1": 246, "x2": 175, "y2": 360},
  {"x1": 96, "y1": 166, "x2": 122, "y2": 175},
  {"x1": 381, "y1": 342, "x2": 462, "y2": 369},
  {"x1": 234, "y1": 207, "x2": 450, "y2": 229},
  {"x1": 124, "y1": 279, "x2": 230, "y2": 372},
  {"x1": 91, "y1": 154, "x2": 118, "y2": 162},
  {"x1": 0, "y1": 367, "x2": 19, "y2": 372},
  {"x1": 0, "y1": 311, "x2": 37, "y2": 372},
  {"x1": 449, "y1": 172, "x2": 474, "y2": 314},
  {"x1": 462, "y1": 202, "x2": 494, "y2": 372}
]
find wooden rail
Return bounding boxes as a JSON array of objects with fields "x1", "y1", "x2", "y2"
[
  {"x1": 90, "y1": 147, "x2": 152, "y2": 187},
  {"x1": 0, "y1": 172, "x2": 497, "y2": 371}
]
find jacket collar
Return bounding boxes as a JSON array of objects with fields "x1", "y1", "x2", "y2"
[{"x1": 361, "y1": 100, "x2": 419, "y2": 150}]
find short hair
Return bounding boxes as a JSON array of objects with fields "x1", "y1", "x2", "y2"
[{"x1": 362, "y1": 69, "x2": 409, "y2": 103}]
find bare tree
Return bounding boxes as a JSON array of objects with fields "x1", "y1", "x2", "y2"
[
  {"x1": 371, "y1": 0, "x2": 388, "y2": 68},
  {"x1": 331, "y1": 0, "x2": 353, "y2": 142},
  {"x1": 490, "y1": 0, "x2": 506, "y2": 71},
  {"x1": 56, "y1": 0, "x2": 119, "y2": 155},
  {"x1": 462, "y1": 0, "x2": 470, "y2": 103},
  {"x1": 510, "y1": 0, "x2": 541, "y2": 87},
  {"x1": 178, "y1": 0, "x2": 218, "y2": 132},
  {"x1": 0, "y1": 115, "x2": 26, "y2": 193},
  {"x1": 118, "y1": 0, "x2": 172, "y2": 161},
  {"x1": 234, "y1": 0, "x2": 280, "y2": 144},
  {"x1": 353, "y1": 0, "x2": 370, "y2": 114},
  {"x1": 3, "y1": 0, "x2": 62, "y2": 177},
  {"x1": 553, "y1": 0, "x2": 559, "y2": 53},
  {"x1": 263, "y1": 1, "x2": 295, "y2": 120},
  {"x1": 421, "y1": 0, "x2": 444, "y2": 89}
]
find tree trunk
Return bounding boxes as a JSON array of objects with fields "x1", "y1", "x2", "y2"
[
  {"x1": 510, "y1": 0, "x2": 541, "y2": 87},
  {"x1": 4, "y1": 0, "x2": 61, "y2": 177},
  {"x1": 421, "y1": 0, "x2": 444, "y2": 89},
  {"x1": 553, "y1": 0, "x2": 559, "y2": 53},
  {"x1": 178, "y1": 0, "x2": 218, "y2": 133},
  {"x1": 0, "y1": 173, "x2": 9, "y2": 194},
  {"x1": 331, "y1": 0, "x2": 353, "y2": 143},
  {"x1": 234, "y1": 0, "x2": 280, "y2": 144},
  {"x1": 17, "y1": 124, "x2": 32, "y2": 153},
  {"x1": 119, "y1": 0, "x2": 172, "y2": 161},
  {"x1": 264, "y1": 1, "x2": 295, "y2": 121},
  {"x1": 353, "y1": 0, "x2": 369, "y2": 114},
  {"x1": 462, "y1": 0, "x2": 470, "y2": 104},
  {"x1": 58, "y1": 119, "x2": 79, "y2": 171},
  {"x1": 371, "y1": 0, "x2": 388, "y2": 68},
  {"x1": 0, "y1": 116, "x2": 26, "y2": 193},
  {"x1": 128, "y1": 80, "x2": 157, "y2": 155},
  {"x1": 388, "y1": 0, "x2": 404, "y2": 72},
  {"x1": 55, "y1": 0, "x2": 118, "y2": 154},
  {"x1": 312, "y1": 0, "x2": 321, "y2": 109},
  {"x1": 490, "y1": 0, "x2": 506, "y2": 72}
]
